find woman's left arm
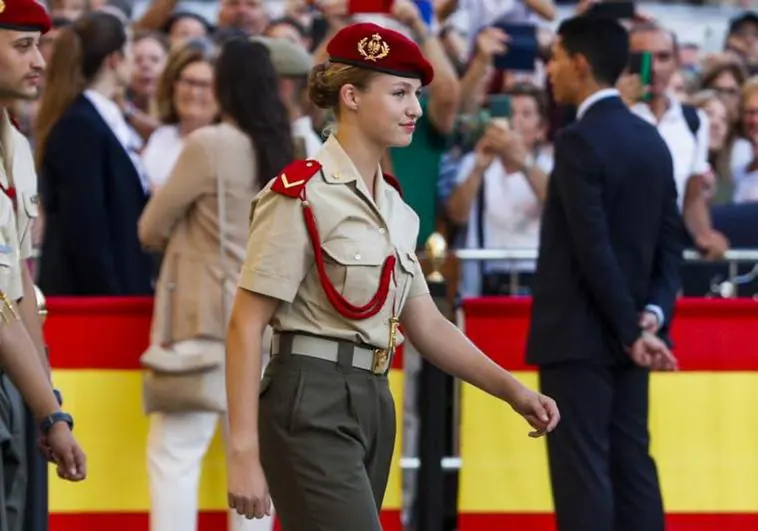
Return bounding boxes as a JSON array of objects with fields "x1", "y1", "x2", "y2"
[
  {"x1": 400, "y1": 294, "x2": 560, "y2": 437},
  {"x1": 138, "y1": 131, "x2": 213, "y2": 250}
]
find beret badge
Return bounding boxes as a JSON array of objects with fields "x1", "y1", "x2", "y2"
[
  {"x1": 358, "y1": 33, "x2": 390, "y2": 63},
  {"x1": 0, "y1": 1, "x2": 6, "y2": 14}
]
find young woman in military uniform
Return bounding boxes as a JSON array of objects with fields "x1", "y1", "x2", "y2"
[{"x1": 225, "y1": 22, "x2": 561, "y2": 531}]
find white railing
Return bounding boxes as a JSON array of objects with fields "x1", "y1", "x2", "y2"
[
  {"x1": 420, "y1": 248, "x2": 758, "y2": 299},
  {"x1": 451, "y1": 248, "x2": 758, "y2": 263}
]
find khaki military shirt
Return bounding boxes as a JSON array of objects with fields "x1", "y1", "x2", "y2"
[
  {"x1": 0, "y1": 111, "x2": 38, "y2": 301},
  {"x1": 239, "y1": 135, "x2": 429, "y2": 349}
]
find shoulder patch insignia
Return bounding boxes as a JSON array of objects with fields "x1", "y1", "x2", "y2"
[
  {"x1": 271, "y1": 159, "x2": 322, "y2": 199},
  {"x1": 384, "y1": 172, "x2": 403, "y2": 198}
]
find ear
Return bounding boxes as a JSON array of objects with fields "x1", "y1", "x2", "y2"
[
  {"x1": 106, "y1": 50, "x2": 123, "y2": 71},
  {"x1": 339, "y1": 83, "x2": 360, "y2": 112},
  {"x1": 572, "y1": 53, "x2": 591, "y2": 80},
  {"x1": 279, "y1": 77, "x2": 294, "y2": 99}
]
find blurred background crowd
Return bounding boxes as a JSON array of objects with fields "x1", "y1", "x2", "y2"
[
  {"x1": 20, "y1": 1, "x2": 758, "y2": 530},
  {"x1": 24, "y1": 0, "x2": 758, "y2": 303}
]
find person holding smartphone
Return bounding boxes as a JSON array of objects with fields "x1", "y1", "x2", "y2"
[
  {"x1": 445, "y1": 84, "x2": 552, "y2": 297},
  {"x1": 619, "y1": 21, "x2": 729, "y2": 262}
]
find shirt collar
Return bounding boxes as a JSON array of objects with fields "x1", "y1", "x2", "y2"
[
  {"x1": 576, "y1": 88, "x2": 620, "y2": 120},
  {"x1": 84, "y1": 89, "x2": 124, "y2": 128},
  {"x1": 317, "y1": 134, "x2": 390, "y2": 211},
  {"x1": 292, "y1": 115, "x2": 315, "y2": 137},
  {"x1": 630, "y1": 91, "x2": 679, "y2": 121}
]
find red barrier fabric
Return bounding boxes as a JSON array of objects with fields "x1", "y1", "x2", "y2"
[
  {"x1": 44, "y1": 297, "x2": 404, "y2": 370},
  {"x1": 50, "y1": 511, "x2": 404, "y2": 531},
  {"x1": 461, "y1": 297, "x2": 758, "y2": 371},
  {"x1": 457, "y1": 513, "x2": 758, "y2": 530}
]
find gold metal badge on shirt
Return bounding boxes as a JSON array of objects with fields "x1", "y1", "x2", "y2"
[
  {"x1": 358, "y1": 33, "x2": 390, "y2": 63},
  {"x1": 0, "y1": 292, "x2": 19, "y2": 324}
]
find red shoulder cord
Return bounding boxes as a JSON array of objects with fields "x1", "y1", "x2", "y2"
[
  {"x1": 300, "y1": 188, "x2": 396, "y2": 320},
  {"x1": 0, "y1": 184, "x2": 16, "y2": 207}
]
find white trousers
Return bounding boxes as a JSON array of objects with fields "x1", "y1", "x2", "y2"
[{"x1": 147, "y1": 338, "x2": 274, "y2": 531}]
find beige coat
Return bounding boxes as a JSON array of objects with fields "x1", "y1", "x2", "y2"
[{"x1": 139, "y1": 122, "x2": 259, "y2": 345}]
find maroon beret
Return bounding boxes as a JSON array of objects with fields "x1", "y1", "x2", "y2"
[
  {"x1": 0, "y1": 0, "x2": 52, "y2": 34},
  {"x1": 326, "y1": 22, "x2": 434, "y2": 86}
]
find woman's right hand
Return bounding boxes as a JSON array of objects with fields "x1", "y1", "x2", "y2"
[
  {"x1": 228, "y1": 447, "x2": 272, "y2": 520},
  {"x1": 474, "y1": 136, "x2": 496, "y2": 172}
]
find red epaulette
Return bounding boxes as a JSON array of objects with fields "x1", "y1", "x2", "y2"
[
  {"x1": 271, "y1": 159, "x2": 322, "y2": 199},
  {"x1": 384, "y1": 172, "x2": 403, "y2": 198}
]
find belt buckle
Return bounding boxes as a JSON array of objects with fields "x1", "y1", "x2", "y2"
[{"x1": 372, "y1": 348, "x2": 391, "y2": 374}]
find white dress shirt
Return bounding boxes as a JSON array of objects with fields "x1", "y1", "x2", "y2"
[{"x1": 84, "y1": 89, "x2": 149, "y2": 192}]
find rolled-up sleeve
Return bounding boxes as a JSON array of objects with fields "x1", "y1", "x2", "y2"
[
  {"x1": 407, "y1": 258, "x2": 430, "y2": 300},
  {"x1": 238, "y1": 188, "x2": 312, "y2": 302}
]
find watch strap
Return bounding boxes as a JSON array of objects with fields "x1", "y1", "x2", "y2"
[{"x1": 40, "y1": 411, "x2": 73, "y2": 435}]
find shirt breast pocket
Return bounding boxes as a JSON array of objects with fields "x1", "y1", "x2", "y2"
[{"x1": 321, "y1": 238, "x2": 388, "y2": 306}]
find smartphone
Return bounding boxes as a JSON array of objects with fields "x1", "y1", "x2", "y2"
[
  {"x1": 492, "y1": 22, "x2": 538, "y2": 72},
  {"x1": 415, "y1": 0, "x2": 433, "y2": 26},
  {"x1": 348, "y1": 0, "x2": 394, "y2": 14},
  {"x1": 487, "y1": 94, "x2": 512, "y2": 118},
  {"x1": 628, "y1": 51, "x2": 653, "y2": 102},
  {"x1": 455, "y1": 110, "x2": 491, "y2": 153},
  {"x1": 587, "y1": 1, "x2": 635, "y2": 19}
]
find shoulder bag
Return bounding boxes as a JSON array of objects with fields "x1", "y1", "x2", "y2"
[{"x1": 139, "y1": 142, "x2": 231, "y2": 414}]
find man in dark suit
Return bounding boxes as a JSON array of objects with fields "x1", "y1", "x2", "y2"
[{"x1": 526, "y1": 15, "x2": 685, "y2": 531}]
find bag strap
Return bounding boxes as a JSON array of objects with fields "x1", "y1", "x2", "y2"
[
  {"x1": 216, "y1": 137, "x2": 229, "y2": 327},
  {"x1": 681, "y1": 104, "x2": 700, "y2": 139}
]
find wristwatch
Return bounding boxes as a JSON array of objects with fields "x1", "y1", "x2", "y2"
[{"x1": 40, "y1": 411, "x2": 74, "y2": 435}]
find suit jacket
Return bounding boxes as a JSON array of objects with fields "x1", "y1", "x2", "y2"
[
  {"x1": 138, "y1": 122, "x2": 261, "y2": 345},
  {"x1": 37, "y1": 94, "x2": 153, "y2": 296},
  {"x1": 526, "y1": 95, "x2": 685, "y2": 366}
]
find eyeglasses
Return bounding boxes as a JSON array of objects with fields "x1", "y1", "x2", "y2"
[
  {"x1": 176, "y1": 76, "x2": 213, "y2": 90},
  {"x1": 713, "y1": 86, "x2": 741, "y2": 98}
]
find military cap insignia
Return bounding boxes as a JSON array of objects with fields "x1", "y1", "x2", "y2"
[
  {"x1": 0, "y1": 1, "x2": 6, "y2": 14},
  {"x1": 358, "y1": 33, "x2": 390, "y2": 63},
  {"x1": 271, "y1": 159, "x2": 322, "y2": 199}
]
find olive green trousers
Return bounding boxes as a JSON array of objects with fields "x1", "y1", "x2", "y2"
[
  {"x1": 0, "y1": 375, "x2": 27, "y2": 531},
  {"x1": 259, "y1": 352, "x2": 395, "y2": 531}
]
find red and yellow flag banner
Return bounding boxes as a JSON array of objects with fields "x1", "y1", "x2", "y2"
[
  {"x1": 42, "y1": 295, "x2": 758, "y2": 531},
  {"x1": 459, "y1": 297, "x2": 758, "y2": 531},
  {"x1": 44, "y1": 297, "x2": 406, "y2": 531}
]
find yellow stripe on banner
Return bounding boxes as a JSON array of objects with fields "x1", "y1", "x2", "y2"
[
  {"x1": 459, "y1": 372, "x2": 758, "y2": 513},
  {"x1": 49, "y1": 369, "x2": 404, "y2": 512},
  {"x1": 386, "y1": 370, "x2": 404, "y2": 510},
  {"x1": 459, "y1": 373, "x2": 550, "y2": 512}
]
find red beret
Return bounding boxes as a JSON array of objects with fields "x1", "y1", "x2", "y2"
[
  {"x1": 0, "y1": 0, "x2": 52, "y2": 34},
  {"x1": 327, "y1": 23, "x2": 434, "y2": 86}
]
